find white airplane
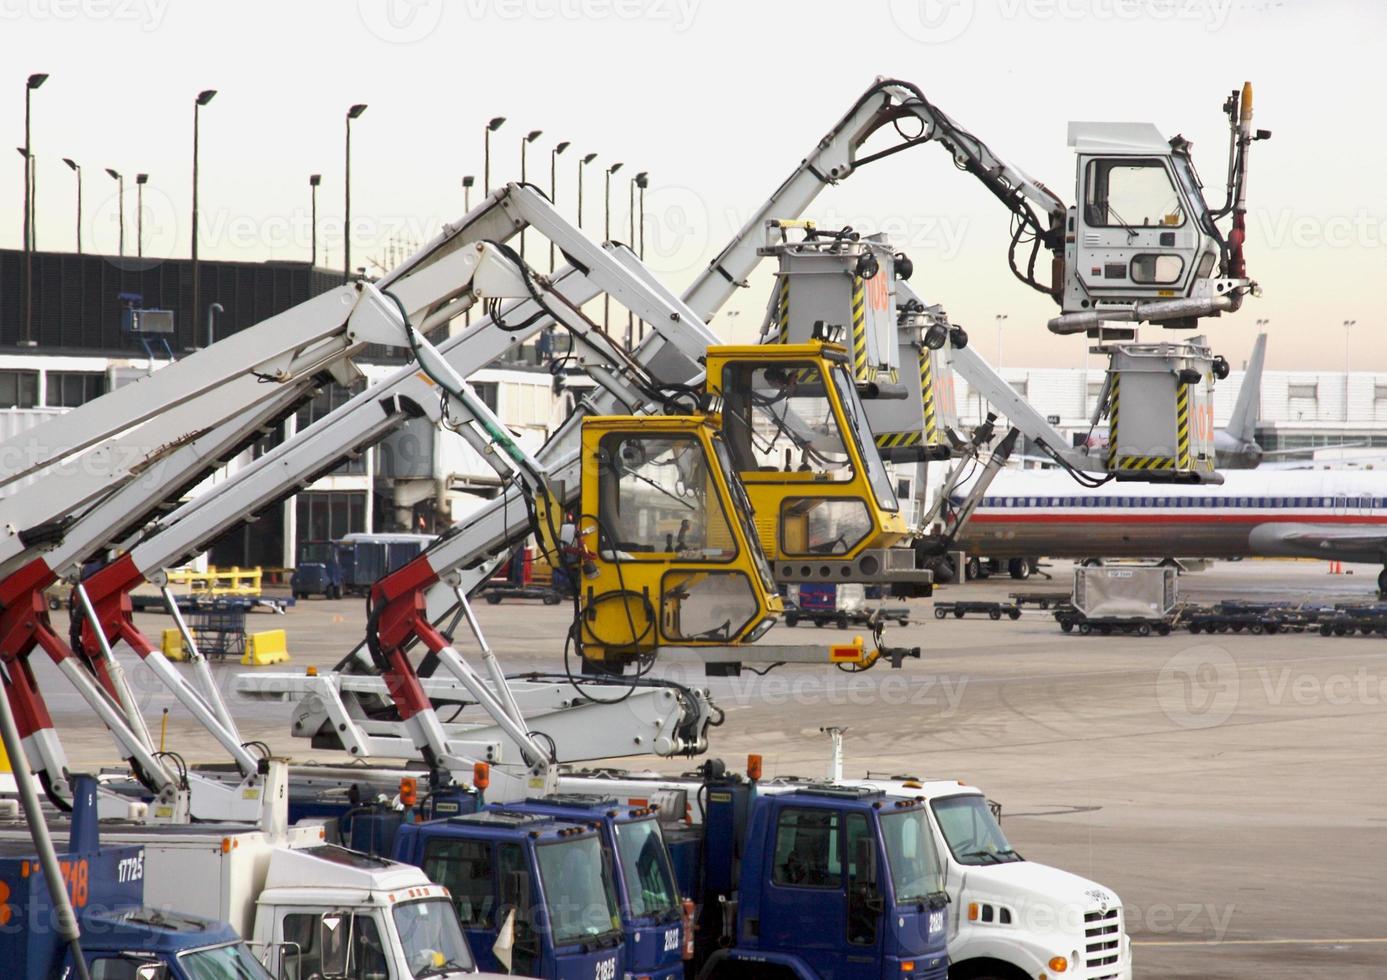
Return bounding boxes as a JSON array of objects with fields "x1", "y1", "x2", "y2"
[{"x1": 954, "y1": 468, "x2": 1387, "y2": 591}]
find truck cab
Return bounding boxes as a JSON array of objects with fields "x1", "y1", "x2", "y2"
[
  {"x1": 291, "y1": 539, "x2": 346, "y2": 600},
  {"x1": 393, "y1": 809, "x2": 626, "y2": 979},
  {"x1": 504, "y1": 795, "x2": 688, "y2": 980},
  {"x1": 697, "y1": 780, "x2": 950, "y2": 980},
  {"x1": 843, "y1": 779, "x2": 1132, "y2": 980},
  {"x1": 251, "y1": 844, "x2": 482, "y2": 980}
]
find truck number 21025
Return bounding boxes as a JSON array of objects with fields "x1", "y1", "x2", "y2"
[{"x1": 595, "y1": 957, "x2": 616, "y2": 980}]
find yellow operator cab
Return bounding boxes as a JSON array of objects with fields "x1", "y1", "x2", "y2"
[
  {"x1": 575, "y1": 414, "x2": 783, "y2": 666},
  {"x1": 705, "y1": 341, "x2": 910, "y2": 583}
]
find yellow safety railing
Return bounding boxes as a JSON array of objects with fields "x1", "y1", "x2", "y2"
[{"x1": 164, "y1": 565, "x2": 263, "y2": 597}]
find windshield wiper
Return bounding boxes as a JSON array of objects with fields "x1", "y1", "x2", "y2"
[
  {"x1": 417, "y1": 959, "x2": 469, "y2": 978},
  {"x1": 960, "y1": 848, "x2": 1004, "y2": 864}
]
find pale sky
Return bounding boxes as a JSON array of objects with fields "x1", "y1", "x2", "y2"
[{"x1": 3, "y1": 0, "x2": 1382, "y2": 370}]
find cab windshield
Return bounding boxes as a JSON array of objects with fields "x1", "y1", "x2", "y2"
[
  {"x1": 613, "y1": 818, "x2": 679, "y2": 919},
  {"x1": 178, "y1": 942, "x2": 275, "y2": 980},
  {"x1": 829, "y1": 364, "x2": 898, "y2": 513},
  {"x1": 597, "y1": 433, "x2": 736, "y2": 562},
  {"x1": 720, "y1": 360, "x2": 854, "y2": 480},
  {"x1": 393, "y1": 898, "x2": 475, "y2": 977},
  {"x1": 535, "y1": 836, "x2": 622, "y2": 946},
  {"x1": 931, "y1": 794, "x2": 1022, "y2": 866},
  {"x1": 879, "y1": 809, "x2": 945, "y2": 904}
]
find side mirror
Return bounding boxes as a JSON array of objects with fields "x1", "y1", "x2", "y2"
[
  {"x1": 320, "y1": 912, "x2": 351, "y2": 976},
  {"x1": 135, "y1": 965, "x2": 170, "y2": 980}
]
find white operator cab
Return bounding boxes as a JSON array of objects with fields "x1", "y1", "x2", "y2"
[{"x1": 1063, "y1": 121, "x2": 1247, "y2": 334}]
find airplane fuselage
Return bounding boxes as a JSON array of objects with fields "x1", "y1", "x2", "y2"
[{"x1": 956, "y1": 470, "x2": 1387, "y2": 564}]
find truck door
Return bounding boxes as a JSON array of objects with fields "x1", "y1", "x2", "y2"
[{"x1": 760, "y1": 804, "x2": 847, "y2": 977}]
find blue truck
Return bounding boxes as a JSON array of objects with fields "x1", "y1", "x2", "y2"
[
  {"x1": 393, "y1": 807, "x2": 627, "y2": 979},
  {"x1": 370, "y1": 769, "x2": 949, "y2": 980},
  {"x1": 4, "y1": 775, "x2": 274, "y2": 980}
]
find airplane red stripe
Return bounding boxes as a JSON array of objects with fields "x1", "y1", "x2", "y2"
[{"x1": 970, "y1": 512, "x2": 1387, "y2": 525}]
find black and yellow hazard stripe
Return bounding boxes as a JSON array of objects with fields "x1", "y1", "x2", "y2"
[
  {"x1": 1112, "y1": 455, "x2": 1178, "y2": 471},
  {"x1": 1175, "y1": 383, "x2": 1192, "y2": 470},
  {"x1": 851, "y1": 276, "x2": 869, "y2": 380},
  {"x1": 1105, "y1": 374, "x2": 1119, "y2": 471},
  {"x1": 777, "y1": 275, "x2": 790, "y2": 343},
  {"x1": 875, "y1": 430, "x2": 923, "y2": 449},
  {"x1": 920, "y1": 347, "x2": 939, "y2": 445}
]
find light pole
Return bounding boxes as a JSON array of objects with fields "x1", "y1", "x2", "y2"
[
  {"x1": 635, "y1": 170, "x2": 648, "y2": 260},
  {"x1": 995, "y1": 313, "x2": 1009, "y2": 373},
  {"x1": 134, "y1": 173, "x2": 148, "y2": 257},
  {"x1": 62, "y1": 157, "x2": 80, "y2": 254},
  {"x1": 577, "y1": 152, "x2": 596, "y2": 229},
  {"x1": 483, "y1": 116, "x2": 506, "y2": 194},
  {"x1": 603, "y1": 162, "x2": 622, "y2": 333},
  {"x1": 461, "y1": 174, "x2": 474, "y2": 212},
  {"x1": 22, "y1": 73, "x2": 47, "y2": 347},
  {"x1": 104, "y1": 168, "x2": 124, "y2": 256},
  {"x1": 308, "y1": 173, "x2": 321, "y2": 267},
  {"x1": 627, "y1": 171, "x2": 647, "y2": 346},
  {"x1": 518, "y1": 129, "x2": 542, "y2": 260},
  {"x1": 344, "y1": 103, "x2": 367, "y2": 283},
  {"x1": 191, "y1": 88, "x2": 217, "y2": 338},
  {"x1": 548, "y1": 140, "x2": 569, "y2": 272},
  {"x1": 1344, "y1": 319, "x2": 1357, "y2": 421}
]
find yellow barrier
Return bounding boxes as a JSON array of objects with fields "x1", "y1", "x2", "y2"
[
  {"x1": 161, "y1": 629, "x2": 188, "y2": 662},
  {"x1": 242, "y1": 629, "x2": 290, "y2": 666}
]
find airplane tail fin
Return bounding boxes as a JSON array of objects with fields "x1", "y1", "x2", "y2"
[{"x1": 1228, "y1": 333, "x2": 1266, "y2": 445}]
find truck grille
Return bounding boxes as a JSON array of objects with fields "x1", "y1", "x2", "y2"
[{"x1": 1083, "y1": 906, "x2": 1123, "y2": 979}]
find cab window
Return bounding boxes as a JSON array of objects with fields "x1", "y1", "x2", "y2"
[
  {"x1": 772, "y1": 807, "x2": 841, "y2": 889},
  {"x1": 596, "y1": 433, "x2": 736, "y2": 562},
  {"x1": 1085, "y1": 158, "x2": 1185, "y2": 228},
  {"x1": 423, "y1": 838, "x2": 494, "y2": 925}
]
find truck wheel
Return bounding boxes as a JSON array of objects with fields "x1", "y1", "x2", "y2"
[
  {"x1": 989, "y1": 609, "x2": 1001, "y2": 620},
  {"x1": 1078, "y1": 622, "x2": 1092, "y2": 635},
  {"x1": 1008, "y1": 558, "x2": 1031, "y2": 581},
  {"x1": 836, "y1": 614, "x2": 849, "y2": 630},
  {"x1": 1157, "y1": 623, "x2": 1172, "y2": 635},
  {"x1": 1060, "y1": 620, "x2": 1073, "y2": 633},
  {"x1": 1249, "y1": 622, "x2": 1264, "y2": 635},
  {"x1": 814, "y1": 620, "x2": 825, "y2": 628},
  {"x1": 1008, "y1": 608, "x2": 1021, "y2": 620},
  {"x1": 485, "y1": 593, "x2": 503, "y2": 605},
  {"x1": 1137, "y1": 622, "x2": 1152, "y2": 637},
  {"x1": 785, "y1": 612, "x2": 800, "y2": 627},
  {"x1": 954, "y1": 609, "x2": 965, "y2": 618},
  {"x1": 934, "y1": 607, "x2": 947, "y2": 620},
  {"x1": 965, "y1": 556, "x2": 982, "y2": 581},
  {"x1": 543, "y1": 592, "x2": 562, "y2": 605}
]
